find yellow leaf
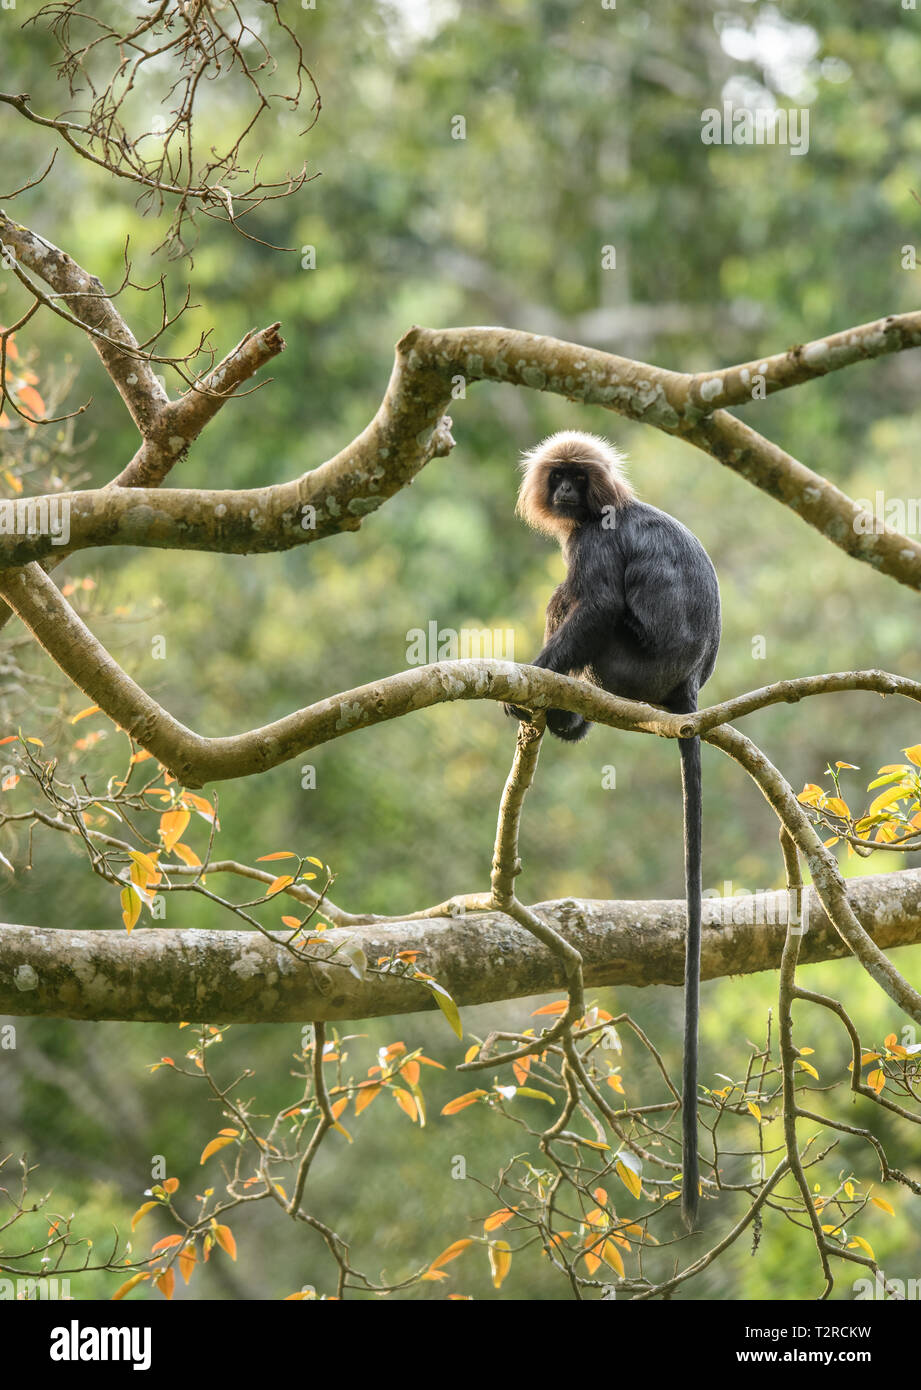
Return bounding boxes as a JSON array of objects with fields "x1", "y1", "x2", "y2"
[
  {"x1": 615, "y1": 1158, "x2": 642, "y2": 1200},
  {"x1": 747, "y1": 1101, "x2": 762, "y2": 1122},
  {"x1": 903, "y1": 745, "x2": 921, "y2": 767},
  {"x1": 795, "y1": 1059, "x2": 819, "y2": 1080},
  {"x1": 871, "y1": 1196, "x2": 895, "y2": 1215},
  {"x1": 488, "y1": 1239, "x2": 512, "y2": 1289},
  {"x1": 797, "y1": 783, "x2": 824, "y2": 807},
  {"x1": 824, "y1": 796, "x2": 850, "y2": 818},
  {"x1": 866, "y1": 1069, "x2": 886, "y2": 1094},
  {"x1": 120, "y1": 885, "x2": 141, "y2": 933},
  {"x1": 71, "y1": 705, "x2": 101, "y2": 724},
  {"x1": 849, "y1": 1235, "x2": 875, "y2": 1259},
  {"x1": 172, "y1": 842, "x2": 201, "y2": 868},
  {"x1": 601, "y1": 1239, "x2": 625, "y2": 1277},
  {"x1": 869, "y1": 786, "x2": 910, "y2": 816},
  {"x1": 200, "y1": 1132, "x2": 239, "y2": 1163},
  {"x1": 130, "y1": 1201, "x2": 159, "y2": 1230},
  {"x1": 111, "y1": 1272, "x2": 150, "y2": 1300}
]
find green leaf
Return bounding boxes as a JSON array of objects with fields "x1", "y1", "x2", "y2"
[{"x1": 426, "y1": 980, "x2": 463, "y2": 1039}]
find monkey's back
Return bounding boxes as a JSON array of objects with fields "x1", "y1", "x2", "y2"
[{"x1": 573, "y1": 501, "x2": 721, "y2": 711}]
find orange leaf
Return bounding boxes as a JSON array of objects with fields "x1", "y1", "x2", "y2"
[
  {"x1": 15, "y1": 384, "x2": 45, "y2": 419},
  {"x1": 441, "y1": 1090, "x2": 487, "y2": 1115},
  {"x1": 151, "y1": 1235, "x2": 183, "y2": 1254},
  {"x1": 355, "y1": 1083, "x2": 383, "y2": 1115},
  {"x1": 178, "y1": 1244, "x2": 197, "y2": 1284},
  {"x1": 159, "y1": 808, "x2": 191, "y2": 852},
  {"x1": 429, "y1": 1238, "x2": 472, "y2": 1271},
  {"x1": 513, "y1": 1056, "x2": 532, "y2": 1085},
  {"x1": 267, "y1": 874, "x2": 294, "y2": 896},
  {"x1": 483, "y1": 1208, "x2": 516, "y2": 1232},
  {"x1": 393, "y1": 1088, "x2": 418, "y2": 1121},
  {"x1": 155, "y1": 1267, "x2": 175, "y2": 1300},
  {"x1": 213, "y1": 1224, "x2": 237, "y2": 1260}
]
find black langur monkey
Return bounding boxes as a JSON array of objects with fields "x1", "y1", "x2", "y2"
[{"x1": 505, "y1": 430, "x2": 721, "y2": 1229}]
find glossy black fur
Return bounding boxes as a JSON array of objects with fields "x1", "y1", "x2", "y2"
[{"x1": 508, "y1": 465, "x2": 720, "y2": 1229}]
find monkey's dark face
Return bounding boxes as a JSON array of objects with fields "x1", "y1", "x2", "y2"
[{"x1": 547, "y1": 467, "x2": 590, "y2": 521}]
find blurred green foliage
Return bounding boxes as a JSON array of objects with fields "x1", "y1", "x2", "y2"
[{"x1": 1, "y1": 0, "x2": 920, "y2": 1300}]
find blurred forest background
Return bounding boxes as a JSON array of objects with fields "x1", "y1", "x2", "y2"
[{"x1": 2, "y1": 0, "x2": 921, "y2": 1299}]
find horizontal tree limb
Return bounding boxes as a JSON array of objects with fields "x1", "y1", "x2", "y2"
[
  {"x1": 3, "y1": 317, "x2": 921, "y2": 591},
  {"x1": 3, "y1": 561, "x2": 918, "y2": 786},
  {"x1": 2, "y1": 871, "x2": 920, "y2": 1022}
]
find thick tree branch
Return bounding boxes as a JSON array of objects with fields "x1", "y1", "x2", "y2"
[
  {"x1": 0, "y1": 209, "x2": 167, "y2": 429},
  {"x1": 2, "y1": 317, "x2": 921, "y2": 588},
  {"x1": 2, "y1": 870, "x2": 920, "y2": 1022}
]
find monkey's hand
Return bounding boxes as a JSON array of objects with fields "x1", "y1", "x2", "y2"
[{"x1": 503, "y1": 702, "x2": 534, "y2": 723}]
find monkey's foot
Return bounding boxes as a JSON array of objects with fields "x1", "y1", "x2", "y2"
[
  {"x1": 547, "y1": 708, "x2": 591, "y2": 741},
  {"x1": 503, "y1": 702, "x2": 533, "y2": 723}
]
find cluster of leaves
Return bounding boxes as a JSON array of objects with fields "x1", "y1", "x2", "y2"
[{"x1": 798, "y1": 745, "x2": 921, "y2": 854}]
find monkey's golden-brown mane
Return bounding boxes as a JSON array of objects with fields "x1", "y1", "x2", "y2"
[{"x1": 516, "y1": 430, "x2": 634, "y2": 539}]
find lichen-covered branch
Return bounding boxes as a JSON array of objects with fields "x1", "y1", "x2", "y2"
[{"x1": 2, "y1": 869, "x2": 920, "y2": 1022}]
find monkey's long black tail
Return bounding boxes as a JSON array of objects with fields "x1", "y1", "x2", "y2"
[{"x1": 678, "y1": 733, "x2": 702, "y2": 1230}]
